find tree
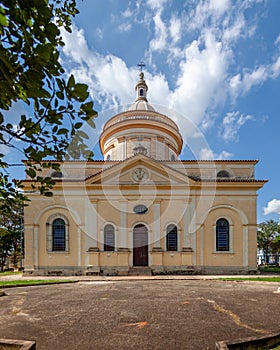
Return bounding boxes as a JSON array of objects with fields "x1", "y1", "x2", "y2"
[
  {"x1": 0, "y1": 195, "x2": 23, "y2": 271},
  {"x1": 257, "y1": 220, "x2": 280, "y2": 264},
  {"x1": 0, "y1": 0, "x2": 97, "y2": 206},
  {"x1": 270, "y1": 235, "x2": 280, "y2": 265}
]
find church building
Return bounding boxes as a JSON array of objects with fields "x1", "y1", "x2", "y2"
[{"x1": 23, "y1": 71, "x2": 267, "y2": 275}]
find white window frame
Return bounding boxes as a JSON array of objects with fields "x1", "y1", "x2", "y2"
[
  {"x1": 213, "y1": 217, "x2": 233, "y2": 253},
  {"x1": 47, "y1": 214, "x2": 69, "y2": 253},
  {"x1": 102, "y1": 222, "x2": 117, "y2": 251}
]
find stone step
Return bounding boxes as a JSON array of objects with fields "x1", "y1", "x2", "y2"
[{"x1": 128, "y1": 267, "x2": 152, "y2": 276}]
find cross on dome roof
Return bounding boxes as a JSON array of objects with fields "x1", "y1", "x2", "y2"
[
  {"x1": 127, "y1": 63, "x2": 155, "y2": 111},
  {"x1": 137, "y1": 61, "x2": 146, "y2": 72}
]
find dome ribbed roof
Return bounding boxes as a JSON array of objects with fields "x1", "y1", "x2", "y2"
[{"x1": 128, "y1": 100, "x2": 155, "y2": 111}]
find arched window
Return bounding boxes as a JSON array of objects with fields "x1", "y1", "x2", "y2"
[
  {"x1": 104, "y1": 224, "x2": 115, "y2": 251},
  {"x1": 166, "y1": 224, "x2": 178, "y2": 251},
  {"x1": 52, "y1": 218, "x2": 66, "y2": 251},
  {"x1": 171, "y1": 154, "x2": 175, "y2": 161},
  {"x1": 139, "y1": 88, "x2": 144, "y2": 96},
  {"x1": 217, "y1": 170, "x2": 230, "y2": 178},
  {"x1": 216, "y1": 218, "x2": 229, "y2": 251}
]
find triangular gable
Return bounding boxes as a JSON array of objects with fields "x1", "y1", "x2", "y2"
[{"x1": 85, "y1": 154, "x2": 196, "y2": 186}]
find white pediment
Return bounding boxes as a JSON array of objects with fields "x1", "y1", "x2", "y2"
[{"x1": 86, "y1": 154, "x2": 195, "y2": 186}]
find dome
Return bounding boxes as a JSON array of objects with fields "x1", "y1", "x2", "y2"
[
  {"x1": 99, "y1": 70, "x2": 183, "y2": 161},
  {"x1": 128, "y1": 100, "x2": 155, "y2": 111}
]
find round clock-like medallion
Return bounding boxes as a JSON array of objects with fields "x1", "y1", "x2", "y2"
[{"x1": 132, "y1": 167, "x2": 149, "y2": 182}]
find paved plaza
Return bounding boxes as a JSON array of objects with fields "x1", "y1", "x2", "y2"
[{"x1": 0, "y1": 278, "x2": 280, "y2": 349}]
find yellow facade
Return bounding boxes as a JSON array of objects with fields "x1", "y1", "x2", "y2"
[{"x1": 23, "y1": 72, "x2": 266, "y2": 275}]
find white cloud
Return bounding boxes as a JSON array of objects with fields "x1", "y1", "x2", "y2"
[
  {"x1": 264, "y1": 199, "x2": 280, "y2": 215},
  {"x1": 118, "y1": 22, "x2": 132, "y2": 32},
  {"x1": 199, "y1": 148, "x2": 233, "y2": 160},
  {"x1": 169, "y1": 32, "x2": 230, "y2": 139},
  {"x1": 209, "y1": 0, "x2": 231, "y2": 16},
  {"x1": 61, "y1": 26, "x2": 90, "y2": 64},
  {"x1": 275, "y1": 34, "x2": 280, "y2": 46},
  {"x1": 146, "y1": 0, "x2": 168, "y2": 11},
  {"x1": 230, "y1": 67, "x2": 260, "y2": 95},
  {"x1": 220, "y1": 111, "x2": 254, "y2": 142},
  {"x1": 121, "y1": 8, "x2": 133, "y2": 18},
  {"x1": 242, "y1": 66, "x2": 268, "y2": 93},
  {"x1": 59, "y1": 1, "x2": 279, "y2": 156},
  {"x1": 199, "y1": 148, "x2": 214, "y2": 160},
  {"x1": 60, "y1": 24, "x2": 136, "y2": 108},
  {"x1": 96, "y1": 27, "x2": 103, "y2": 40},
  {"x1": 149, "y1": 12, "x2": 168, "y2": 52},
  {"x1": 169, "y1": 15, "x2": 181, "y2": 43},
  {"x1": 222, "y1": 14, "x2": 246, "y2": 42},
  {"x1": 216, "y1": 150, "x2": 234, "y2": 160},
  {"x1": 271, "y1": 57, "x2": 280, "y2": 79},
  {"x1": 230, "y1": 57, "x2": 280, "y2": 98}
]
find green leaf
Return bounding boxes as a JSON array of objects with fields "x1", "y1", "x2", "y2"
[
  {"x1": 75, "y1": 130, "x2": 89, "y2": 139},
  {"x1": 57, "y1": 128, "x2": 69, "y2": 135},
  {"x1": 74, "y1": 122, "x2": 83, "y2": 129},
  {"x1": 43, "y1": 191, "x2": 53, "y2": 197},
  {"x1": 26, "y1": 168, "x2": 36, "y2": 179},
  {"x1": 67, "y1": 74, "x2": 75, "y2": 89},
  {"x1": 0, "y1": 13, "x2": 8, "y2": 27}
]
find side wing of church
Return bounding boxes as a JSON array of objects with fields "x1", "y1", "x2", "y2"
[{"x1": 23, "y1": 72, "x2": 267, "y2": 275}]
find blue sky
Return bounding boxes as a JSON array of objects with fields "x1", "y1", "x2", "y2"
[{"x1": 3, "y1": 0, "x2": 280, "y2": 223}]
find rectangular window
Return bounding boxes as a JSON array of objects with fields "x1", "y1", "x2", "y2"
[
  {"x1": 216, "y1": 226, "x2": 229, "y2": 251},
  {"x1": 52, "y1": 219, "x2": 66, "y2": 251},
  {"x1": 167, "y1": 232, "x2": 177, "y2": 251},
  {"x1": 104, "y1": 232, "x2": 114, "y2": 251}
]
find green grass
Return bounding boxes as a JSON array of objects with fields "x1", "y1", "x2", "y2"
[
  {"x1": 261, "y1": 265, "x2": 280, "y2": 273},
  {"x1": 0, "y1": 271, "x2": 22, "y2": 276},
  {"x1": 0, "y1": 279, "x2": 75, "y2": 288},
  {"x1": 219, "y1": 277, "x2": 280, "y2": 283}
]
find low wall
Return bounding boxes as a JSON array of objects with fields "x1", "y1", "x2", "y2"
[
  {"x1": 216, "y1": 332, "x2": 280, "y2": 349},
  {"x1": 0, "y1": 338, "x2": 36, "y2": 350}
]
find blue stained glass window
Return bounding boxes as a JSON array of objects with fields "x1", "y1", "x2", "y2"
[
  {"x1": 166, "y1": 224, "x2": 178, "y2": 251},
  {"x1": 216, "y1": 218, "x2": 229, "y2": 251},
  {"x1": 52, "y1": 218, "x2": 66, "y2": 251}
]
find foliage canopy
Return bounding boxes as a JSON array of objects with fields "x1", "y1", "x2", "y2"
[
  {"x1": 257, "y1": 220, "x2": 280, "y2": 264},
  {"x1": 0, "y1": 0, "x2": 97, "y2": 206}
]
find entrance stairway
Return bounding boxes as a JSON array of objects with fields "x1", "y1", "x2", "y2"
[{"x1": 128, "y1": 267, "x2": 152, "y2": 276}]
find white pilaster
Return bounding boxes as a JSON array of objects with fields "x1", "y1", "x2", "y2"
[
  {"x1": 243, "y1": 226, "x2": 248, "y2": 267},
  {"x1": 86, "y1": 200, "x2": 98, "y2": 248},
  {"x1": 119, "y1": 202, "x2": 127, "y2": 248},
  {"x1": 189, "y1": 199, "x2": 196, "y2": 265},
  {"x1": 153, "y1": 201, "x2": 161, "y2": 246},
  {"x1": 200, "y1": 225, "x2": 204, "y2": 266},
  {"x1": 183, "y1": 201, "x2": 192, "y2": 247},
  {"x1": 77, "y1": 227, "x2": 81, "y2": 266},
  {"x1": 34, "y1": 226, "x2": 38, "y2": 268}
]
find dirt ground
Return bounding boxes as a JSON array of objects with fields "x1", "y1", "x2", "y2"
[{"x1": 0, "y1": 278, "x2": 280, "y2": 350}]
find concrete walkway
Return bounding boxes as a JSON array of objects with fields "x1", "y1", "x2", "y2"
[
  {"x1": 1, "y1": 272, "x2": 278, "y2": 282},
  {"x1": 0, "y1": 276, "x2": 280, "y2": 349}
]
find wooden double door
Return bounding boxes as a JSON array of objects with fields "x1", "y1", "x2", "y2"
[{"x1": 133, "y1": 224, "x2": 148, "y2": 266}]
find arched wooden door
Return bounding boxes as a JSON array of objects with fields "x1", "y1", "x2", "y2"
[{"x1": 133, "y1": 224, "x2": 148, "y2": 266}]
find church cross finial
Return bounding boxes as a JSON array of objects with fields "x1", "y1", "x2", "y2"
[{"x1": 137, "y1": 61, "x2": 145, "y2": 72}]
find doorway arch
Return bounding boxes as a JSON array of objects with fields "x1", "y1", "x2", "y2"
[{"x1": 133, "y1": 224, "x2": 148, "y2": 266}]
